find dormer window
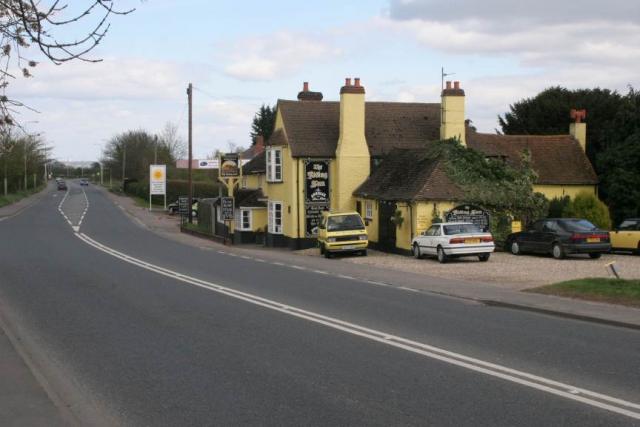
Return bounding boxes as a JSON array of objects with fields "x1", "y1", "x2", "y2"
[{"x1": 266, "y1": 147, "x2": 283, "y2": 182}]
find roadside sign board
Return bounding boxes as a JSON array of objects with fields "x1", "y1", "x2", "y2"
[
  {"x1": 221, "y1": 197, "x2": 234, "y2": 221},
  {"x1": 149, "y1": 164, "x2": 166, "y2": 195},
  {"x1": 178, "y1": 196, "x2": 189, "y2": 216},
  {"x1": 445, "y1": 204, "x2": 491, "y2": 232}
]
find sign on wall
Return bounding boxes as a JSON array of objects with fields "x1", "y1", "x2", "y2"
[
  {"x1": 221, "y1": 197, "x2": 234, "y2": 221},
  {"x1": 445, "y1": 204, "x2": 491, "y2": 232},
  {"x1": 220, "y1": 153, "x2": 240, "y2": 177},
  {"x1": 304, "y1": 160, "x2": 330, "y2": 203},
  {"x1": 149, "y1": 164, "x2": 166, "y2": 195},
  {"x1": 304, "y1": 160, "x2": 330, "y2": 237}
]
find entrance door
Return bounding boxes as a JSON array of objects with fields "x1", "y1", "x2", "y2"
[{"x1": 378, "y1": 200, "x2": 397, "y2": 251}]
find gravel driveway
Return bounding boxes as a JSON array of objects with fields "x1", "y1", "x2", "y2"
[{"x1": 296, "y1": 248, "x2": 640, "y2": 290}]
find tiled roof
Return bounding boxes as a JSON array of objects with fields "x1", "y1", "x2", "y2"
[
  {"x1": 241, "y1": 151, "x2": 266, "y2": 175},
  {"x1": 354, "y1": 147, "x2": 463, "y2": 202},
  {"x1": 235, "y1": 188, "x2": 267, "y2": 208},
  {"x1": 466, "y1": 129, "x2": 598, "y2": 185},
  {"x1": 274, "y1": 100, "x2": 441, "y2": 157}
]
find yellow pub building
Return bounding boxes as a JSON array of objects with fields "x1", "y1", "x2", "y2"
[{"x1": 232, "y1": 78, "x2": 597, "y2": 252}]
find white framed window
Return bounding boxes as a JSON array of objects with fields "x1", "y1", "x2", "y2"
[
  {"x1": 268, "y1": 201, "x2": 283, "y2": 234},
  {"x1": 266, "y1": 147, "x2": 283, "y2": 182},
  {"x1": 365, "y1": 201, "x2": 373, "y2": 220},
  {"x1": 235, "y1": 208, "x2": 252, "y2": 231}
]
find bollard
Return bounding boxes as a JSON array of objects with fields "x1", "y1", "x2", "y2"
[{"x1": 606, "y1": 262, "x2": 620, "y2": 279}]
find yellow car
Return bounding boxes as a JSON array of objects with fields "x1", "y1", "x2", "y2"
[
  {"x1": 317, "y1": 211, "x2": 368, "y2": 258},
  {"x1": 609, "y1": 218, "x2": 640, "y2": 254}
]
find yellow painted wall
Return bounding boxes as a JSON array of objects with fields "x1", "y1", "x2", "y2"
[
  {"x1": 244, "y1": 174, "x2": 261, "y2": 189},
  {"x1": 534, "y1": 184, "x2": 596, "y2": 200},
  {"x1": 251, "y1": 208, "x2": 267, "y2": 232},
  {"x1": 395, "y1": 203, "x2": 413, "y2": 250},
  {"x1": 335, "y1": 92, "x2": 370, "y2": 212},
  {"x1": 440, "y1": 94, "x2": 466, "y2": 146},
  {"x1": 569, "y1": 122, "x2": 587, "y2": 152},
  {"x1": 355, "y1": 197, "x2": 379, "y2": 243}
]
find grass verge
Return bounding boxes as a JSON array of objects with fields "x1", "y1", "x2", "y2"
[
  {"x1": 527, "y1": 278, "x2": 640, "y2": 308},
  {"x1": 0, "y1": 185, "x2": 46, "y2": 208}
]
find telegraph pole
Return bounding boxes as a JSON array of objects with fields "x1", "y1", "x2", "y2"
[{"x1": 187, "y1": 83, "x2": 193, "y2": 224}]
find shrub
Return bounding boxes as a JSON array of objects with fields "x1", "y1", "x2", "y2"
[
  {"x1": 562, "y1": 192, "x2": 612, "y2": 229},
  {"x1": 125, "y1": 179, "x2": 222, "y2": 203},
  {"x1": 548, "y1": 196, "x2": 570, "y2": 218}
]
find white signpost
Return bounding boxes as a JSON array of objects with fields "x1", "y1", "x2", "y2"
[{"x1": 149, "y1": 164, "x2": 167, "y2": 210}]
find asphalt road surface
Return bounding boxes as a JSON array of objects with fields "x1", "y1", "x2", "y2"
[{"x1": 0, "y1": 181, "x2": 639, "y2": 426}]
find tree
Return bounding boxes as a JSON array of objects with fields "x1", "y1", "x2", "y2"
[
  {"x1": 159, "y1": 122, "x2": 186, "y2": 159},
  {"x1": 250, "y1": 104, "x2": 276, "y2": 145},
  {"x1": 0, "y1": 1, "x2": 134, "y2": 130},
  {"x1": 562, "y1": 192, "x2": 612, "y2": 230}
]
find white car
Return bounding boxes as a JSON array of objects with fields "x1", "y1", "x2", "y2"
[{"x1": 411, "y1": 222, "x2": 495, "y2": 263}]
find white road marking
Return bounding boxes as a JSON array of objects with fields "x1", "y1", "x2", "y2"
[
  {"x1": 74, "y1": 231, "x2": 640, "y2": 421},
  {"x1": 291, "y1": 265, "x2": 306, "y2": 271}
]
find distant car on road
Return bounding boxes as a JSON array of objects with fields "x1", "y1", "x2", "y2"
[
  {"x1": 80, "y1": 178, "x2": 89, "y2": 186},
  {"x1": 609, "y1": 218, "x2": 640, "y2": 255},
  {"x1": 506, "y1": 218, "x2": 611, "y2": 259},
  {"x1": 57, "y1": 181, "x2": 67, "y2": 191},
  {"x1": 412, "y1": 222, "x2": 494, "y2": 263}
]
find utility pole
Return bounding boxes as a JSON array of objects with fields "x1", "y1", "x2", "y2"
[
  {"x1": 122, "y1": 142, "x2": 126, "y2": 186},
  {"x1": 154, "y1": 135, "x2": 158, "y2": 164},
  {"x1": 187, "y1": 82, "x2": 193, "y2": 224}
]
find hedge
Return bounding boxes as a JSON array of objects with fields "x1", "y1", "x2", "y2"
[{"x1": 125, "y1": 179, "x2": 223, "y2": 203}]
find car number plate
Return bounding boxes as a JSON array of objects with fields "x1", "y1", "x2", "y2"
[
  {"x1": 343, "y1": 245, "x2": 356, "y2": 250},
  {"x1": 465, "y1": 239, "x2": 480, "y2": 244},
  {"x1": 587, "y1": 238, "x2": 600, "y2": 243}
]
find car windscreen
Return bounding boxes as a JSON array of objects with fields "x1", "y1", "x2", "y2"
[
  {"x1": 327, "y1": 215, "x2": 365, "y2": 232},
  {"x1": 558, "y1": 219, "x2": 597, "y2": 232},
  {"x1": 443, "y1": 224, "x2": 482, "y2": 235}
]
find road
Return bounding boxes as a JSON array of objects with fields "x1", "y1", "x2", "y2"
[{"x1": 0, "y1": 181, "x2": 639, "y2": 426}]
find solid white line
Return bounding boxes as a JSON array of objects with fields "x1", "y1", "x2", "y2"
[{"x1": 74, "y1": 231, "x2": 640, "y2": 420}]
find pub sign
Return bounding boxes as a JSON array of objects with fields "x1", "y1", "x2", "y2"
[
  {"x1": 445, "y1": 204, "x2": 491, "y2": 232},
  {"x1": 304, "y1": 160, "x2": 330, "y2": 237}
]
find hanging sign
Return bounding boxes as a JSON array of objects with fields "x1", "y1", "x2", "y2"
[
  {"x1": 445, "y1": 204, "x2": 491, "y2": 232},
  {"x1": 149, "y1": 165, "x2": 166, "y2": 195},
  {"x1": 220, "y1": 153, "x2": 240, "y2": 177}
]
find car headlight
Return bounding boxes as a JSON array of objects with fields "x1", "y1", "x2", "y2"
[
  {"x1": 327, "y1": 237, "x2": 337, "y2": 242},
  {"x1": 358, "y1": 235, "x2": 367, "y2": 240}
]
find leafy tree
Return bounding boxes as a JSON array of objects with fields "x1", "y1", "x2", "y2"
[
  {"x1": 562, "y1": 192, "x2": 612, "y2": 229},
  {"x1": 250, "y1": 104, "x2": 276, "y2": 145},
  {"x1": 0, "y1": 130, "x2": 47, "y2": 193},
  {"x1": 547, "y1": 196, "x2": 570, "y2": 218},
  {"x1": 598, "y1": 132, "x2": 640, "y2": 225},
  {"x1": 0, "y1": 1, "x2": 134, "y2": 130}
]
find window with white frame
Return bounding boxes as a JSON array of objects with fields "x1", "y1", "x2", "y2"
[
  {"x1": 365, "y1": 201, "x2": 373, "y2": 220},
  {"x1": 235, "y1": 208, "x2": 252, "y2": 231},
  {"x1": 268, "y1": 201, "x2": 283, "y2": 234},
  {"x1": 266, "y1": 147, "x2": 282, "y2": 182}
]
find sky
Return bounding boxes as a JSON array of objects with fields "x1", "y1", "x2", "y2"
[{"x1": 10, "y1": 0, "x2": 640, "y2": 162}]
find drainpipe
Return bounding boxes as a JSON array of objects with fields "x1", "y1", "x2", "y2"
[{"x1": 296, "y1": 159, "x2": 301, "y2": 248}]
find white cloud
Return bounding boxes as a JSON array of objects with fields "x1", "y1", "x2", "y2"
[{"x1": 223, "y1": 31, "x2": 342, "y2": 81}]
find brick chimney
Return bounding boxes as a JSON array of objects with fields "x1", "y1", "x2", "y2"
[
  {"x1": 254, "y1": 135, "x2": 265, "y2": 155},
  {"x1": 335, "y1": 77, "x2": 370, "y2": 211},
  {"x1": 440, "y1": 80, "x2": 466, "y2": 146},
  {"x1": 297, "y1": 81, "x2": 323, "y2": 101}
]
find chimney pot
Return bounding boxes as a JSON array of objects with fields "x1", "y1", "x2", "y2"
[
  {"x1": 303, "y1": 82, "x2": 309, "y2": 92},
  {"x1": 354, "y1": 77, "x2": 361, "y2": 87},
  {"x1": 446, "y1": 81, "x2": 452, "y2": 89},
  {"x1": 453, "y1": 81, "x2": 460, "y2": 89},
  {"x1": 345, "y1": 78, "x2": 352, "y2": 86}
]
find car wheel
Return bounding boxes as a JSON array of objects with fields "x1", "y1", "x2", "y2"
[
  {"x1": 437, "y1": 246, "x2": 447, "y2": 264},
  {"x1": 361, "y1": 249, "x2": 367, "y2": 256},
  {"x1": 319, "y1": 243, "x2": 325, "y2": 255},
  {"x1": 510, "y1": 240, "x2": 521, "y2": 256},
  {"x1": 478, "y1": 253, "x2": 490, "y2": 262},
  {"x1": 324, "y1": 248, "x2": 332, "y2": 259},
  {"x1": 412, "y1": 243, "x2": 422, "y2": 259},
  {"x1": 552, "y1": 243, "x2": 565, "y2": 260},
  {"x1": 588, "y1": 253, "x2": 602, "y2": 259},
  {"x1": 636, "y1": 243, "x2": 640, "y2": 256}
]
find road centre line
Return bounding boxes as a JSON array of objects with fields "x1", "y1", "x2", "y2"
[{"x1": 74, "y1": 231, "x2": 640, "y2": 421}]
